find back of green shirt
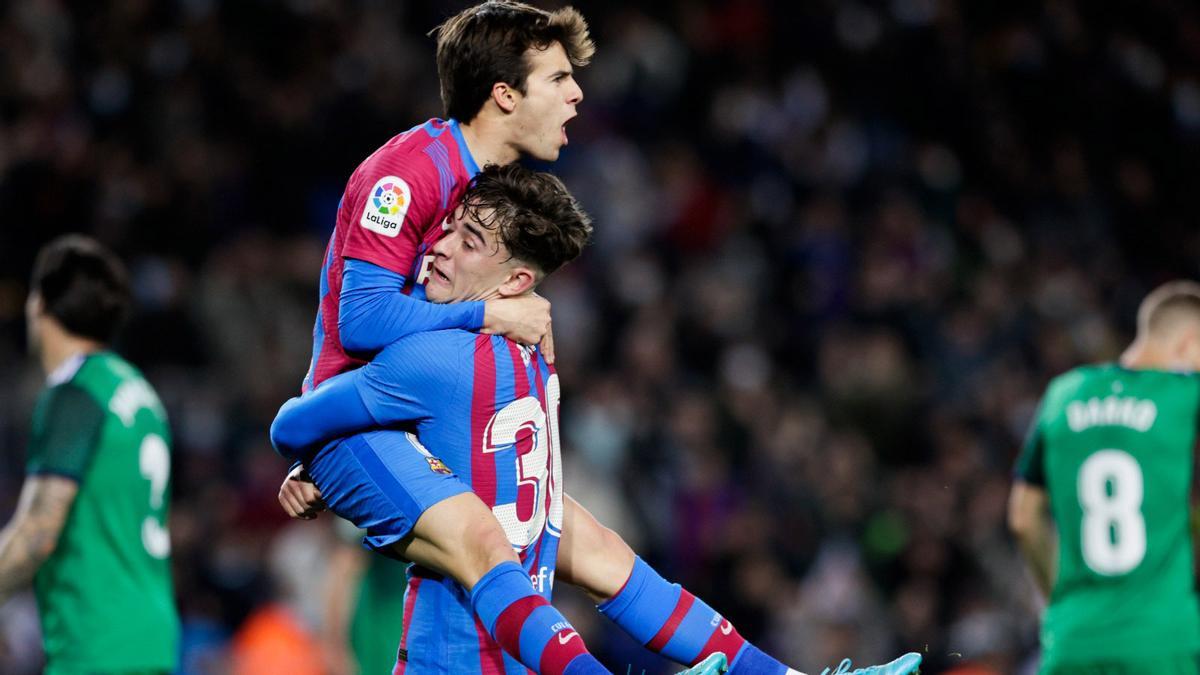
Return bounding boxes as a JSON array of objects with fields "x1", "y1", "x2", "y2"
[
  {"x1": 28, "y1": 352, "x2": 179, "y2": 674},
  {"x1": 350, "y1": 555, "x2": 408, "y2": 675},
  {"x1": 1016, "y1": 364, "x2": 1200, "y2": 666}
]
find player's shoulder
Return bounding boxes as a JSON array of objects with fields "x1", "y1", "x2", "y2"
[
  {"x1": 1054, "y1": 362, "x2": 1200, "y2": 393},
  {"x1": 379, "y1": 329, "x2": 479, "y2": 371},
  {"x1": 34, "y1": 378, "x2": 104, "y2": 431},
  {"x1": 1048, "y1": 364, "x2": 1105, "y2": 393},
  {"x1": 1031, "y1": 365, "x2": 1104, "y2": 422},
  {"x1": 43, "y1": 352, "x2": 126, "y2": 403},
  {"x1": 354, "y1": 119, "x2": 454, "y2": 182},
  {"x1": 393, "y1": 327, "x2": 477, "y2": 347}
]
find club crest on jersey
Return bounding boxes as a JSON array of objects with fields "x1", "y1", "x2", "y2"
[
  {"x1": 425, "y1": 456, "x2": 452, "y2": 475},
  {"x1": 360, "y1": 175, "x2": 411, "y2": 237}
]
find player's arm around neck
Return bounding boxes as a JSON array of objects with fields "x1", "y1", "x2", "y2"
[
  {"x1": 1009, "y1": 479, "x2": 1057, "y2": 599},
  {"x1": 0, "y1": 475, "x2": 79, "y2": 605}
]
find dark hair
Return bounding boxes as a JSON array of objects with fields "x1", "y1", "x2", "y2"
[
  {"x1": 433, "y1": 1, "x2": 594, "y2": 123},
  {"x1": 30, "y1": 235, "x2": 132, "y2": 343},
  {"x1": 461, "y1": 163, "x2": 592, "y2": 276}
]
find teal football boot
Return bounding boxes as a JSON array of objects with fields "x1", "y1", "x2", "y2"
[
  {"x1": 676, "y1": 652, "x2": 728, "y2": 674},
  {"x1": 821, "y1": 652, "x2": 921, "y2": 675}
]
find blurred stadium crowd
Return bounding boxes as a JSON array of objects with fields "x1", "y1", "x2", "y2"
[{"x1": 2, "y1": 0, "x2": 1200, "y2": 673}]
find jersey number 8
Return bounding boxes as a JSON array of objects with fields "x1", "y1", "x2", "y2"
[{"x1": 1077, "y1": 449, "x2": 1146, "y2": 576}]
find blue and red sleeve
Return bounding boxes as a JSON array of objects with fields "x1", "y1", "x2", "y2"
[
  {"x1": 338, "y1": 259, "x2": 484, "y2": 353},
  {"x1": 270, "y1": 332, "x2": 465, "y2": 459}
]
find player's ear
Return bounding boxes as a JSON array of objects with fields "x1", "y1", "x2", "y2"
[
  {"x1": 1178, "y1": 324, "x2": 1200, "y2": 370},
  {"x1": 491, "y1": 82, "x2": 519, "y2": 114},
  {"x1": 499, "y1": 265, "x2": 538, "y2": 297},
  {"x1": 25, "y1": 291, "x2": 43, "y2": 319}
]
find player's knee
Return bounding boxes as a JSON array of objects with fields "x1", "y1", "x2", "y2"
[
  {"x1": 589, "y1": 522, "x2": 633, "y2": 564},
  {"x1": 414, "y1": 494, "x2": 518, "y2": 584},
  {"x1": 462, "y1": 515, "x2": 519, "y2": 570},
  {"x1": 562, "y1": 523, "x2": 634, "y2": 601}
]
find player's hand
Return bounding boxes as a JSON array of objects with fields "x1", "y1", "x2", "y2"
[
  {"x1": 482, "y1": 294, "x2": 555, "y2": 363},
  {"x1": 279, "y1": 464, "x2": 325, "y2": 520},
  {"x1": 538, "y1": 322, "x2": 555, "y2": 365}
]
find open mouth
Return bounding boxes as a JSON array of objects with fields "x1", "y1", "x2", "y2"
[
  {"x1": 561, "y1": 114, "x2": 576, "y2": 146},
  {"x1": 433, "y1": 265, "x2": 450, "y2": 284}
]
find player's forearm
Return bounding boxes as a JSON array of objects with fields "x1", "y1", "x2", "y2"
[
  {"x1": 0, "y1": 477, "x2": 75, "y2": 604},
  {"x1": 338, "y1": 259, "x2": 483, "y2": 352},
  {"x1": 1015, "y1": 526, "x2": 1057, "y2": 599},
  {"x1": 270, "y1": 373, "x2": 378, "y2": 459},
  {"x1": 0, "y1": 520, "x2": 56, "y2": 603}
]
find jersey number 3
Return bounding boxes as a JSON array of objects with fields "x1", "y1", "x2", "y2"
[
  {"x1": 1077, "y1": 449, "x2": 1146, "y2": 576},
  {"x1": 139, "y1": 434, "x2": 171, "y2": 559}
]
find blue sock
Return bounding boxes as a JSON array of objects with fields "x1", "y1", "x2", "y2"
[
  {"x1": 729, "y1": 644, "x2": 792, "y2": 674},
  {"x1": 598, "y1": 557, "x2": 789, "y2": 673},
  {"x1": 471, "y1": 562, "x2": 608, "y2": 674}
]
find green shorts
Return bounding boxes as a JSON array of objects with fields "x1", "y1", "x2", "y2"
[{"x1": 1043, "y1": 654, "x2": 1200, "y2": 675}]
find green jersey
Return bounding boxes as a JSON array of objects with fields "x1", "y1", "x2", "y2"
[
  {"x1": 1016, "y1": 364, "x2": 1200, "y2": 668},
  {"x1": 349, "y1": 555, "x2": 408, "y2": 675},
  {"x1": 27, "y1": 351, "x2": 179, "y2": 674}
]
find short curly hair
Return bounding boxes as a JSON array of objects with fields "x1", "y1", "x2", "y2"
[
  {"x1": 461, "y1": 164, "x2": 592, "y2": 276},
  {"x1": 433, "y1": 1, "x2": 594, "y2": 123}
]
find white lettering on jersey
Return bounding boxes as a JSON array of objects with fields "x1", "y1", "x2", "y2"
[
  {"x1": 110, "y1": 380, "x2": 165, "y2": 427},
  {"x1": 360, "y1": 175, "x2": 411, "y2": 238},
  {"x1": 530, "y1": 566, "x2": 554, "y2": 593},
  {"x1": 415, "y1": 254, "x2": 435, "y2": 286},
  {"x1": 1066, "y1": 396, "x2": 1157, "y2": 432}
]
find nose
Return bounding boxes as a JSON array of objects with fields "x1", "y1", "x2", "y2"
[
  {"x1": 432, "y1": 225, "x2": 456, "y2": 257},
  {"x1": 567, "y1": 77, "x2": 583, "y2": 105}
]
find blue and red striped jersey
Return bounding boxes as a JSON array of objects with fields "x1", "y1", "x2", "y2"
[
  {"x1": 304, "y1": 118, "x2": 481, "y2": 391},
  {"x1": 347, "y1": 329, "x2": 564, "y2": 674}
]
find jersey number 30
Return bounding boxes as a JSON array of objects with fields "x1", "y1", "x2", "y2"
[
  {"x1": 482, "y1": 374, "x2": 564, "y2": 550},
  {"x1": 1077, "y1": 449, "x2": 1146, "y2": 575}
]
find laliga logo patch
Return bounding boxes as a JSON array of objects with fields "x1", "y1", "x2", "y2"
[{"x1": 360, "y1": 175, "x2": 411, "y2": 237}]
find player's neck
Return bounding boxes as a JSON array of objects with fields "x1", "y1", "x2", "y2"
[
  {"x1": 38, "y1": 326, "x2": 103, "y2": 377},
  {"x1": 458, "y1": 116, "x2": 520, "y2": 168},
  {"x1": 1120, "y1": 338, "x2": 1191, "y2": 372}
]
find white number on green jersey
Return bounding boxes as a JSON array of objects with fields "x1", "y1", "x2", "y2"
[
  {"x1": 139, "y1": 434, "x2": 171, "y2": 559},
  {"x1": 1077, "y1": 449, "x2": 1146, "y2": 575}
]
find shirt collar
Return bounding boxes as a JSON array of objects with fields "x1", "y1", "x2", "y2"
[
  {"x1": 447, "y1": 118, "x2": 482, "y2": 177},
  {"x1": 47, "y1": 352, "x2": 87, "y2": 386}
]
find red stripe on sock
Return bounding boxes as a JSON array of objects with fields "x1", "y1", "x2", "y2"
[
  {"x1": 692, "y1": 617, "x2": 747, "y2": 666},
  {"x1": 493, "y1": 594, "x2": 547, "y2": 656},
  {"x1": 646, "y1": 591, "x2": 695, "y2": 652},
  {"x1": 539, "y1": 628, "x2": 591, "y2": 675}
]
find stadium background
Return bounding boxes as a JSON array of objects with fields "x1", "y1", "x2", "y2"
[{"x1": 1, "y1": 0, "x2": 1199, "y2": 672}]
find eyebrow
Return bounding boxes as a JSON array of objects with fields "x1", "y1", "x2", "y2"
[
  {"x1": 462, "y1": 221, "x2": 487, "y2": 246},
  {"x1": 550, "y1": 69, "x2": 572, "y2": 80}
]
